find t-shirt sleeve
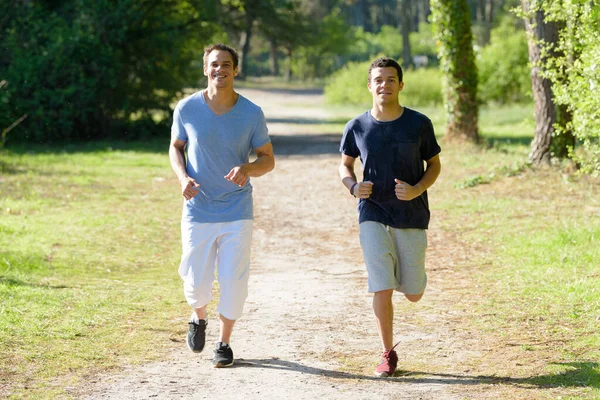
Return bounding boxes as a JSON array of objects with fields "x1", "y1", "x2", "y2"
[
  {"x1": 171, "y1": 103, "x2": 188, "y2": 142},
  {"x1": 340, "y1": 122, "x2": 360, "y2": 158},
  {"x1": 420, "y1": 118, "x2": 441, "y2": 161},
  {"x1": 250, "y1": 109, "x2": 271, "y2": 149}
]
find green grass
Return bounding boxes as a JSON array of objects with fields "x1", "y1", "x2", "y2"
[
  {"x1": 430, "y1": 104, "x2": 600, "y2": 398},
  {"x1": 0, "y1": 141, "x2": 207, "y2": 398}
]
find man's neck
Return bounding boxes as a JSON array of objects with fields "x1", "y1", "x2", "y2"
[
  {"x1": 370, "y1": 102, "x2": 404, "y2": 122},
  {"x1": 203, "y1": 86, "x2": 239, "y2": 115},
  {"x1": 205, "y1": 86, "x2": 238, "y2": 105}
]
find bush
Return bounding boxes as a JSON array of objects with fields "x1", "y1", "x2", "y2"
[
  {"x1": 477, "y1": 19, "x2": 531, "y2": 104},
  {"x1": 324, "y1": 61, "x2": 371, "y2": 107},
  {"x1": 324, "y1": 61, "x2": 442, "y2": 108},
  {"x1": 400, "y1": 68, "x2": 443, "y2": 107},
  {"x1": 409, "y1": 23, "x2": 438, "y2": 62},
  {"x1": 290, "y1": 9, "x2": 354, "y2": 80},
  {"x1": 0, "y1": 1, "x2": 215, "y2": 144},
  {"x1": 542, "y1": 3, "x2": 600, "y2": 176}
]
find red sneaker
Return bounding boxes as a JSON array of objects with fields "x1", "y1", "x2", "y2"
[{"x1": 374, "y1": 344, "x2": 399, "y2": 377}]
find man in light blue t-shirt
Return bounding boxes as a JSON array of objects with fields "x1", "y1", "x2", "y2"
[{"x1": 169, "y1": 43, "x2": 274, "y2": 368}]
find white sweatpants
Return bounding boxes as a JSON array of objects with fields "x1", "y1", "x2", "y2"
[{"x1": 179, "y1": 219, "x2": 253, "y2": 320}]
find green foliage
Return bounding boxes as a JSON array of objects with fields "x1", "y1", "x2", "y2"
[
  {"x1": 353, "y1": 25, "x2": 404, "y2": 61},
  {"x1": 0, "y1": 1, "x2": 217, "y2": 144},
  {"x1": 291, "y1": 9, "x2": 354, "y2": 80},
  {"x1": 477, "y1": 19, "x2": 531, "y2": 104},
  {"x1": 430, "y1": 0, "x2": 479, "y2": 141},
  {"x1": 323, "y1": 61, "x2": 371, "y2": 107},
  {"x1": 401, "y1": 68, "x2": 443, "y2": 107},
  {"x1": 324, "y1": 61, "x2": 443, "y2": 108},
  {"x1": 346, "y1": 23, "x2": 437, "y2": 67},
  {"x1": 409, "y1": 23, "x2": 438, "y2": 59},
  {"x1": 538, "y1": 2, "x2": 600, "y2": 176}
]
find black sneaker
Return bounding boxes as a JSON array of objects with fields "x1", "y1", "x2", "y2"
[
  {"x1": 186, "y1": 319, "x2": 207, "y2": 353},
  {"x1": 212, "y1": 342, "x2": 234, "y2": 368}
]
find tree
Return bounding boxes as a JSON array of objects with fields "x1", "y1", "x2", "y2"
[
  {"x1": 538, "y1": 1, "x2": 600, "y2": 175},
  {"x1": 218, "y1": 0, "x2": 309, "y2": 79},
  {"x1": 430, "y1": 0, "x2": 480, "y2": 142},
  {"x1": 1, "y1": 0, "x2": 219, "y2": 143},
  {"x1": 257, "y1": 0, "x2": 310, "y2": 79},
  {"x1": 520, "y1": 1, "x2": 561, "y2": 165},
  {"x1": 399, "y1": 0, "x2": 413, "y2": 68}
]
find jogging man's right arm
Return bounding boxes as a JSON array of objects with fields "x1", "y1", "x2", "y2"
[
  {"x1": 169, "y1": 135, "x2": 200, "y2": 200},
  {"x1": 339, "y1": 154, "x2": 373, "y2": 199}
]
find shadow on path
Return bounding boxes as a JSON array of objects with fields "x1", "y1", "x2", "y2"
[
  {"x1": 239, "y1": 87, "x2": 324, "y2": 96},
  {"x1": 267, "y1": 117, "x2": 349, "y2": 125},
  {"x1": 236, "y1": 358, "x2": 599, "y2": 389},
  {"x1": 270, "y1": 134, "x2": 340, "y2": 156}
]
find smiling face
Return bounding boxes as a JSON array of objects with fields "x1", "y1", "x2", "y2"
[
  {"x1": 204, "y1": 49, "x2": 238, "y2": 89},
  {"x1": 368, "y1": 67, "x2": 404, "y2": 105}
]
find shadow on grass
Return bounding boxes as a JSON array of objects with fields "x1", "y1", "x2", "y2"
[
  {"x1": 0, "y1": 276, "x2": 69, "y2": 289},
  {"x1": 4, "y1": 138, "x2": 169, "y2": 156},
  {"x1": 236, "y1": 358, "x2": 599, "y2": 389},
  {"x1": 0, "y1": 160, "x2": 19, "y2": 175},
  {"x1": 483, "y1": 135, "x2": 532, "y2": 148},
  {"x1": 525, "y1": 362, "x2": 600, "y2": 388}
]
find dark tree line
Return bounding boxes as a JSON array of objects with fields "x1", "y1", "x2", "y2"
[{"x1": 1, "y1": 1, "x2": 222, "y2": 142}]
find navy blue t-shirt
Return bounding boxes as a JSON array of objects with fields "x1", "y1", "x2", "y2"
[{"x1": 340, "y1": 108, "x2": 441, "y2": 229}]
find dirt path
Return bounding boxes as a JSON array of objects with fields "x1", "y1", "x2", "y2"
[{"x1": 81, "y1": 89, "x2": 527, "y2": 400}]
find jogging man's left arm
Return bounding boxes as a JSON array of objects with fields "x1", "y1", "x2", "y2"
[
  {"x1": 395, "y1": 154, "x2": 441, "y2": 201},
  {"x1": 224, "y1": 142, "x2": 275, "y2": 187}
]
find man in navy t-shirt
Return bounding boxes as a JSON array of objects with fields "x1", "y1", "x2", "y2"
[{"x1": 339, "y1": 57, "x2": 441, "y2": 377}]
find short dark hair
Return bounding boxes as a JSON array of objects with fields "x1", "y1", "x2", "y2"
[
  {"x1": 203, "y1": 44, "x2": 239, "y2": 69},
  {"x1": 368, "y1": 57, "x2": 403, "y2": 82}
]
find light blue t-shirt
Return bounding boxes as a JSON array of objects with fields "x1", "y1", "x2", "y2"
[{"x1": 171, "y1": 90, "x2": 271, "y2": 223}]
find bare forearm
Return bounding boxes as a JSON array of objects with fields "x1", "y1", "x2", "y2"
[
  {"x1": 414, "y1": 159, "x2": 441, "y2": 194},
  {"x1": 169, "y1": 146, "x2": 188, "y2": 182},
  {"x1": 339, "y1": 164, "x2": 358, "y2": 191},
  {"x1": 245, "y1": 154, "x2": 275, "y2": 177}
]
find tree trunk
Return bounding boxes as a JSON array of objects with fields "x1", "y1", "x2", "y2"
[
  {"x1": 237, "y1": 16, "x2": 254, "y2": 80},
  {"x1": 413, "y1": 0, "x2": 420, "y2": 31},
  {"x1": 522, "y1": 1, "x2": 559, "y2": 165},
  {"x1": 400, "y1": 0, "x2": 413, "y2": 68},
  {"x1": 283, "y1": 47, "x2": 292, "y2": 82},
  {"x1": 349, "y1": 0, "x2": 368, "y2": 30},
  {"x1": 482, "y1": 0, "x2": 494, "y2": 45},
  {"x1": 423, "y1": 0, "x2": 431, "y2": 21},
  {"x1": 431, "y1": 0, "x2": 480, "y2": 142},
  {"x1": 269, "y1": 38, "x2": 279, "y2": 76}
]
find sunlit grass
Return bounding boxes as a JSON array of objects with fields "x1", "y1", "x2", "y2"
[{"x1": 0, "y1": 145, "x2": 200, "y2": 398}]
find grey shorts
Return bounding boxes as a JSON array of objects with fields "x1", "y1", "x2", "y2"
[{"x1": 359, "y1": 221, "x2": 428, "y2": 294}]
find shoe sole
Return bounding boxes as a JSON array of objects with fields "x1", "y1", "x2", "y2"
[
  {"x1": 374, "y1": 371, "x2": 393, "y2": 378},
  {"x1": 213, "y1": 359, "x2": 234, "y2": 368}
]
